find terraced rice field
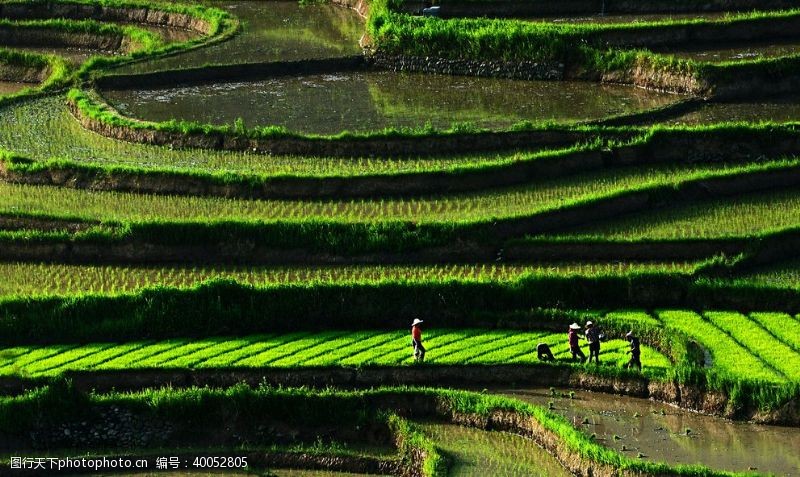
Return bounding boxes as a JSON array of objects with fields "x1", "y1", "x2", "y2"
[
  {"x1": 0, "y1": 330, "x2": 672, "y2": 377},
  {"x1": 2, "y1": 0, "x2": 800, "y2": 475},
  {"x1": 0, "y1": 262, "x2": 699, "y2": 296},
  {"x1": 553, "y1": 188, "x2": 800, "y2": 239},
  {"x1": 0, "y1": 160, "x2": 788, "y2": 223}
]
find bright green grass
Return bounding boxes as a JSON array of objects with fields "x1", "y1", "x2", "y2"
[
  {"x1": 0, "y1": 330, "x2": 672, "y2": 377},
  {"x1": 0, "y1": 262, "x2": 699, "y2": 297},
  {"x1": 656, "y1": 310, "x2": 784, "y2": 382},
  {"x1": 0, "y1": 95, "x2": 548, "y2": 176},
  {"x1": 555, "y1": 188, "x2": 800, "y2": 239},
  {"x1": 749, "y1": 312, "x2": 800, "y2": 351},
  {"x1": 0, "y1": 159, "x2": 783, "y2": 224},
  {"x1": 705, "y1": 311, "x2": 800, "y2": 381}
]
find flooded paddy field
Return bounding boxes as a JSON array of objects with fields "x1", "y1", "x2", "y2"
[
  {"x1": 101, "y1": 71, "x2": 679, "y2": 134},
  {"x1": 118, "y1": 0, "x2": 364, "y2": 74},
  {"x1": 668, "y1": 94, "x2": 800, "y2": 124},
  {"x1": 654, "y1": 38, "x2": 800, "y2": 63},
  {"x1": 417, "y1": 422, "x2": 570, "y2": 477},
  {"x1": 0, "y1": 95, "x2": 547, "y2": 176},
  {"x1": 501, "y1": 388, "x2": 800, "y2": 476}
]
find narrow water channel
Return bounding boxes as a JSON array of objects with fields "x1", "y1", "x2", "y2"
[
  {"x1": 101, "y1": 71, "x2": 679, "y2": 134},
  {"x1": 417, "y1": 422, "x2": 571, "y2": 477},
  {"x1": 499, "y1": 388, "x2": 800, "y2": 476}
]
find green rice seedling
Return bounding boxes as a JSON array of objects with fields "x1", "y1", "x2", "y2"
[
  {"x1": 21, "y1": 343, "x2": 115, "y2": 375},
  {"x1": 134, "y1": 340, "x2": 221, "y2": 368},
  {"x1": 0, "y1": 158, "x2": 769, "y2": 224},
  {"x1": 193, "y1": 335, "x2": 281, "y2": 368},
  {"x1": 158, "y1": 337, "x2": 255, "y2": 368},
  {"x1": 705, "y1": 311, "x2": 800, "y2": 381},
  {"x1": 435, "y1": 330, "x2": 520, "y2": 364},
  {"x1": 0, "y1": 96, "x2": 558, "y2": 177},
  {"x1": 557, "y1": 188, "x2": 800, "y2": 240},
  {"x1": 749, "y1": 312, "x2": 800, "y2": 351},
  {"x1": 657, "y1": 310, "x2": 782, "y2": 382},
  {"x1": 268, "y1": 332, "x2": 361, "y2": 367},
  {"x1": 0, "y1": 345, "x2": 77, "y2": 375},
  {"x1": 48, "y1": 341, "x2": 151, "y2": 373},
  {"x1": 93, "y1": 340, "x2": 189, "y2": 370},
  {"x1": 301, "y1": 331, "x2": 401, "y2": 366},
  {"x1": 233, "y1": 332, "x2": 347, "y2": 367}
]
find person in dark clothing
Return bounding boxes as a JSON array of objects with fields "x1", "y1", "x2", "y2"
[
  {"x1": 568, "y1": 323, "x2": 586, "y2": 363},
  {"x1": 585, "y1": 321, "x2": 601, "y2": 364},
  {"x1": 411, "y1": 318, "x2": 425, "y2": 362},
  {"x1": 625, "y1": 331, "x2": 641, "y2": 370},
  {"x1": 537, "y1": 342, "x2": 555, "y2": 361}
]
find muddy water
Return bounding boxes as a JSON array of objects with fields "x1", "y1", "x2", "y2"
[
  {"x1": 101, "y1": 71, "x2": 678, "y2": 134},
  {"x1": 655, "y1": 39, "x2": 800, "y2": 63},
  {"x1": 500, "y1": 388, "x2": 800, "y2": 476},
  {"x1": 418, "y1": 422, "x2": 571, "y2": 477},
  {"x1": 0, "y1": 80, "x2": 28, "y2": 95},
  {"x1": 120, "y1": 0, "x2": 364, "y2": 74},
  {"x1": 669, "y1": 95, "x2": 800, "y2": 124}
]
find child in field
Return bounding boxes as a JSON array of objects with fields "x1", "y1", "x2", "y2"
[{"x1": 411, "y1": 318, "x2": 425, "y2": 362}]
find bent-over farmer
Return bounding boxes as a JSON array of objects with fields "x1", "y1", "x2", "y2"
[
  {"x1": 537, "y1": 342, "x2": 555, "y2": 361},
  {"x1": 411, "y1": 318, "x2": 426, "y2": 362}
]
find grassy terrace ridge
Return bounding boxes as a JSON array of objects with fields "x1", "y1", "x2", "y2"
[
  {"x1": 0, "y1": 329, "x2": 672, "y2": 377},
  {"x1": 0, "y1": 384, "x2": 789, "y2": 477},
  {"x1": 0, "y1": 49, "x2": 70, "y2": 106}
]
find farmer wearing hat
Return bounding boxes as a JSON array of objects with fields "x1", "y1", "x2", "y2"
[
  {"x1": 625, "y1": 331, "x2": 641, "y2": 370},
  {"x1": 585, "y1": 321, "x2": 601, "y2": 364},
  {"x1": 411, "y1": 318, "x2": 425, "y2": 362},
  {"x1": 568, "y1": 323, "x2": 586, "y2": 363}
]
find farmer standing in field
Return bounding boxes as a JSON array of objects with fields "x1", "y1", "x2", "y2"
[
  {"x1": 411, "y1": 318, "x2": 425, "y2": 362},
  {"x1": 585, "y1": 321, "x2": 601, "y2": 364},
  {"x1": 568, "y1": 323, "x2": 587, "y2": 363},
  {"x1": 625, "y1": 331, "x2": 642, "y2": 370}
]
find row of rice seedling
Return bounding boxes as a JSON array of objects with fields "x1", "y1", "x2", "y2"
[
  {"x1": 0, "y1": 330, "x2": 672, "y2": 377},
  {"x1": 558, "y1": 188, "x2": 800, "y2": 240},
  {"x1": 750, "y1": 312, "x2": 800, "y2": 351},
  {"x1": 0, "y1": 262, "x2": 701, "y2": 296},
  {"x1": 704, "y1": 311, "x2": 800, "y2": 381},
  {"x1": 656, "y1": 310, "x2": 783, "y2": 382},
  {"x1": 0, "y1": 96, "x2": 539, "y2": 176},
  {"x1": 1, "y1": 157, "x2": 790, "y2": 224}
]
